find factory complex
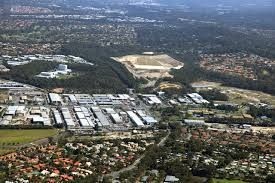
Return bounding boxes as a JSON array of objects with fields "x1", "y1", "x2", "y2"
[
  {"x1": 0, "y1": 81, "x2": 160, "y2": 133},
  {"x1": 0, "y1": 79, "x2": 216, "y2": 134},
  {"x1": 47, "y1": 93, "x2": 158, "y2": 132}
]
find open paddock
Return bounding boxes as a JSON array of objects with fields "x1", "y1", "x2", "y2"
[{"x1": 0, "y1": 129, "x2": 58, "y2": 155}]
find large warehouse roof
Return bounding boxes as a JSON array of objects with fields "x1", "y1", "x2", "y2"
[
  {"x1": 127, "y1": 111, "x2": 144, "y2": 127},
  {"x1": 49, "y1": 93, "x2": 62, "y2": 103}
]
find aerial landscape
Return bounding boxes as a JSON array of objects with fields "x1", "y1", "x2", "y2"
[{"x1": 0, "y1": 0, "x2": 274, "y2": 182}]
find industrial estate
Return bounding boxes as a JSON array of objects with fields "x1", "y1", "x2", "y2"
[{"x1": 0, "y1": 81, "x2": 159, "y2": 131}]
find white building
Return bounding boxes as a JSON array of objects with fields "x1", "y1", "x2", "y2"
[
  {"x1": 49, "y1": 93, "x2": 62, "y2": 105},
  {"x1": 126, "y1": 111, "x2": 144, "y2": 127},
  {"x1": 58, "y1": 64, "x2": 68, "y2": 71},
  {"x1": 37, "y1": 64, "x2": 72, "y2": 79},
  {"x1": 38, "y1": 72, "x2": 57, "y2": 78}
]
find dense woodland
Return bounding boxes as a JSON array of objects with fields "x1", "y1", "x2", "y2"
[{"x1": 0, "y1": 44, "x2": 143, "y2": 93}]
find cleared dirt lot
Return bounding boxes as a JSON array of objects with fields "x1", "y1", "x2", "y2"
[
  {"x1": 111, "y1": 54, "x2": 184, "y2": 79},
  {"x1": 158, "y1": 82, "x2": 182, "y2": 90}
]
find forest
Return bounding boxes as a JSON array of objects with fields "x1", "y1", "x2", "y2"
[{"x1": 0, "y1": 45, "x2": 140, "y2": 94}]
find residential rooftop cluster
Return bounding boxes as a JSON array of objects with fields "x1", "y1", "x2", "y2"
[
  {"x1": 134, "y1": 126, "x2": 275, "y2": 183},
  {"x1": 190, "y1": 128, "x2": 275, "y2": 180},
  {"x1": 0, "y1": 42, "x2": 61, "y2": 56},
  {"x1": 10, "y1": 6, "x2": 53, "y2": 14},
  {"x1": 190, "y1": 128, "x2": 275, "y2": 154},
  {"x1": 200, "y1": 53, "x2": 275, "y2": 80},
  {"x1": 0, "y1": 18, "x2": 137, "y2": 50},
  {"x1": 0, "y1": 138, "x2": 154, "y2": 182}
]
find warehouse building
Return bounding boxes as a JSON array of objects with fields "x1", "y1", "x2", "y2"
[
  {"x1": 142, "y1": 116, "x2": 158, "y2": 125},
  {"x1": 91, "y1": 107, "x2": 110, "y2": 127},
  {"x1": 74, "y1": 94, "x2": 94, "y2": 105},
  {"x1": 103, "y1": 108, "x2": 116, "y2": 114},
  {"x1": 52, "y1": 108, "x2": 64, "y2": 127},
  {"x1": 93, "y1": 94, "x2": 113, "y2": 105},
  {"x1": 141, "y1": 94, "x2": 162, "y2": 105},
  {"x1": 68, "y1": 94, "x2": 78, "y2": 103},
  {"x1": 126, "y1": 111, "x2": 144, "y2": 127},
  {"x1": 31, "y1": 116, "x2": 45, "y2": 125},
  {"x1": 74, "y1": 106, "x2": 95, "y2": 128},
  {"x1": 110, "y1": 113, "x2": 123, "y2": 124},
  {"x1": 6, "y1": 106, "x2": 19, "y2": 116},
  {"x1": 136, "y1": 110, "x2": 157, "y2": 125},
  {"x1": 49, "y1": 93, "x2": 62, "y2": 105},
  {"x1": 184, "y1": 119, "x2": 206, "y2": 126},
  {"x1": 187, "y1": 93, "x2": 209, "y2": 104},
  {"x1": 61, "y1": 107, "x2": 75, "y2": 128}
]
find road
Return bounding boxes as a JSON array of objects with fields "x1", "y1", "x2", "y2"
[{"x1": 105, "y1": 130, "x2": 171, "y2": 178}]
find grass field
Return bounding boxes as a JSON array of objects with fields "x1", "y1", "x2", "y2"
[
  {"x1": 0, "y1": 129, "x2": 58, "y2": 155},
  {"x1": 213, "y1": 179, "x2": 246, "y2": 183}
]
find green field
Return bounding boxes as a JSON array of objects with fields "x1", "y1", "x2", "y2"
[
  {"x1": 213, "y1": 179, "x2": 246, "y2": 183},
  {"x1": 0, "y1": 129, "x2": 58, "y2": 155},
  {"x1": 192, "y1": 81, "x2": 275, "y2": 105}
]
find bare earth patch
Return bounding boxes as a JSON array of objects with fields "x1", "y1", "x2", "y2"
[
  {"x1": 111, "y1": 54, "x2": 184, "y2": 80},
  {"x1": 159, "y1": 82, "x2": 182, "y2": 90}
]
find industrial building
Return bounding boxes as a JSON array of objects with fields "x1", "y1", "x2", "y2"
[
  {"x1": 93, "y1": 94, "x2": 113, "y2": 105},
  {"x1": 141, "y1": 94, "x2": 162, "y2": 105},
  {"x1": 28, "y1": 107, "x2": 51, "y2": 126},
  {"x1": 61, "y1": 107, "x2": 75, "y2": 128},
  {"x1": 184, "y1": 119, "x2": 206, "y2": 126},
  {"x1": 68, "y1": 94, "x2": 77, "y2": 103},
  {"x1": 142, "y1": 116, "x2": 158, "y2": 125},
  {"x1": 31, "y1": 116, "x2": 45, "y2": 125},
  {"x1": 187, "y1": 93, "x2": 209, "y2": 104},
  {"x1": 91, "y1": 107, "x2": 110, "y2": 127},
  {"x1": 0, "y1": 81, "x2": 29, "y2": 90},
  {"x1": 74, "y1": 106, "x2": 95, "y2": 128},
  {"x1": 52, "y1": 108, "x2": 64, "y2": 127},
  {"x1": 126, "y1": 111, "x2": 144, "y2": 127},
  {"x1": 40, "y1": 72, "x2": 58, "y2": 78},
  {"x1": 177, "y1": 97, "x2": 194, "y2": 104},
  {"x1": 103, "y1": 108, "x2": 116, "y2": 114},
  {"x1": 74, "y1": 94, "x2": 94, "y2": 105},
  {"x1": 36, "y1": 64, "x2": 72, "y2": 79},
  {"x1": 110, "y1": 113, "x2": 123, "y2": 124},
  {"x1": 49, "y1": 93, "x2": 62, "y2": 105},
  {"x1": 6, "y1": 106, "x2": 22, "y2": 116},
  {"x1": 108, "y1": 94, "x2": 135, "y2": 101},
  {"x1": 136, "y1": 110, "x2": 157, "y2": 125}
]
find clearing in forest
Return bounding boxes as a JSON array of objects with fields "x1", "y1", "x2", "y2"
[{"x1": 111, "y1": 54, "x2": 184, "y2": 80}]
